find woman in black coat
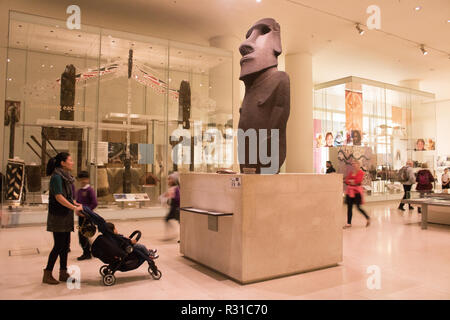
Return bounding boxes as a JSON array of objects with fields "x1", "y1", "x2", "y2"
[{"x1": 42, "y1": 152, "x2": 84, "y2": 285}]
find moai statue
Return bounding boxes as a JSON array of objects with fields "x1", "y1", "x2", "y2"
[
  {"x1": 238, "y1": 18, "x2": 290, "y2": 174},
  {"x1": 60, "y1": 64, "x2": 76, "y2": 121}
]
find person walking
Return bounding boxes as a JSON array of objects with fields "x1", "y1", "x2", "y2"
[
  {"x1": 326, "y1": 161, "x2": 336, "y2": 174},
  {"x1": 42, "y1": 152, "x2": 83, "y2": 285},
  {"x1": 442, "y1": 168, "x2": 450, "y2": 190},
  {"x1": 161, "y1": 172, "x2": 180, "y2": 240},
  {"x1": 398, "y1": 160, "x2": 416, "y2": 211},
  {"x1": 344, "y1": 159, "x2": 370, "y2": 228},
  {"x1": 75, "y1": 171, "x2": 98, "y2": 261},
  {"x1": 416, "y1": 163, "x2": 435, "y2": 213}
]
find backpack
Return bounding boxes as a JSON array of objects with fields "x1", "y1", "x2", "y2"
[
  {"x1": 417, "y1": 171, "x2": 429, "y2": 186},
  {"x1": 398, "y1": 166, "x2": 409, "y2": 182}
]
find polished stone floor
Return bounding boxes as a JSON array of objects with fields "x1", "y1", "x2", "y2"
[{"x1": 0, "y1": 201, "x2": 449, "y2": 300}]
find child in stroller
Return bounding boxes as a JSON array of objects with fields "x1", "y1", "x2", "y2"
[{"x1": 79, "y1": 206, "x2": 162, "y2": 286}]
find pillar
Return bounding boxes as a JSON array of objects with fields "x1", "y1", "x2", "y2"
[
  {"x1": 209, "y1": 35, "x2": 242, "y2": 172},
  {"x1": 285, "y1": 53, "x2": 313, "y2": 173}
]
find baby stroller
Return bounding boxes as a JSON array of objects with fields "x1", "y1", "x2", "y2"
[{"x1": 79, "y1": 206, "x2": 162, "y2": 286}]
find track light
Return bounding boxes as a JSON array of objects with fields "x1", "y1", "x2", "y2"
[
  {"x1": 355, "y1": 23, "x2": 365, "y2": 35},
  {"x1": 420, "y1": 44, "x2": 428, "y2": 55}
]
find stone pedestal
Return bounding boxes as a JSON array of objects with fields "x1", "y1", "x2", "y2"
[{"x1": 180, "y1": 173, "x2": 343, "y2": 284}]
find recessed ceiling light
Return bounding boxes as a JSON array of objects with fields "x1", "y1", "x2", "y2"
[
  {"x1": 256, "y1": 0, "x2": 262, "y2": 3},
  {"x1": 420, "y1": 44, "x2": 428, "y2": 55},
  {"x1": 355, "y1": 23, "x2": 365, "y2": 35},
  {"x1": 415, "y1": 6, "x2": 421, "y2": 11},
  {"x1": 7, "y1": 58, "x2": 10, "y2": 62}
]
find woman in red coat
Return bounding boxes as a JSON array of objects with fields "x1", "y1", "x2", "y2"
[
  {"x1": 416, "y1": 163, "x2": 435, "y2": 213},
  {"x1": 344, "y1": 159, "x2": 370, "y2": 228}
]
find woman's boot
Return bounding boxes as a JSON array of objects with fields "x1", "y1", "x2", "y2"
[
  {"x1": 59, "y1": 269, "x2": 70, "y2": 282},
  {"x1": 42, "y1": 269, "x2": 59, "y2": 285}
]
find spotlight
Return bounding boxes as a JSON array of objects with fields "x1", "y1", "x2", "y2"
[
  {"x1": 355, "y1": 23, "x2": 365, "y2": 35},
  {"x1": 420, "y1": 44, "x2": 428, "y2": 55}
]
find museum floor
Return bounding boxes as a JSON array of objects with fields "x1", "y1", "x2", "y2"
[{"x1": 0, "y1": 201, "x2": 449, "y2": 300}]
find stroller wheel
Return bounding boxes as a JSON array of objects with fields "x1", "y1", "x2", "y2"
[
  {"x1": 103, "y1": 274, "x2": 116, "y2": 286},
  {"x1": 99, "y1": 265, "x2": 109, "y2": 276},
  {"x1": 148, "y1": 267, "x2": 162, "y2": 280}
]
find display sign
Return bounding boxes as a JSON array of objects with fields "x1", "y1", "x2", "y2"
[
  {"x1": 41, "y1": 194, "x2": 49, "y2": 204},
  {"x1": 230, "y1": 177, "x2": 241, "y2": 188},
  {"x1": 138, "y1": 143, "x2": 154, "y2": 164},
  {"x1": 113, "y1": 193, "x2": 150, "y2": 202}
]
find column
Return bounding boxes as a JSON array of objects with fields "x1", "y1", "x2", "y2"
[
  {"x1": 209, "y1": 35, "x2": 242, "y2": 172},
  {"x1": 285, "y1": 53, "x2": 313, "y2": 173}
]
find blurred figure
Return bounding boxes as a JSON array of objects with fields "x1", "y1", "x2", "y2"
[
  {"x1": 344, "y1": 159, "x2": 370, "y2": 228},
  {"x1": 442, "y1": 168, "x2": 449, "y2": 190},
  {"x1": 326, "y1": 161, "x2": 336, "y2": 174},
  {"x1": 398, "y1": 160, "x2": 416, "y2": 211},
  {"x1": 416, "y1": 163, "x2": 435, "y2": 213},
  {"x1": 160, "y1": 172, "x2": 180, "y2": 240}
]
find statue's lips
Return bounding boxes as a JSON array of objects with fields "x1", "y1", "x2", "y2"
[{"x1": 240, "y1": 55, "x2": 253, "y2": 65}]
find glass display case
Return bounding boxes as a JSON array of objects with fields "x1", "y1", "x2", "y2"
[
  {"x1": 2, "y1": 11, "x2": 233, "y2": 213},
  {"x1": 314, "y1": 76, "x2": 436, "y2": 200}
]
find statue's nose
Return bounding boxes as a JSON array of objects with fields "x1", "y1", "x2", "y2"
[{"x1": 239, "y1": 44, "x2": 254, "y2": 57}]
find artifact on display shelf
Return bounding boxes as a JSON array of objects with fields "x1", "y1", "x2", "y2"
[
  {"x1": 238, "y1": 18, "x2": 290, "y2": 174},
  {"x1": 97, "y1": 166, "x2": 110, "y2": 197},
  {"x1": 330, "y1": 146, "x2": 375, "y2": 187},
  {"x1": 415, "y1": 138, "x2": 435, "y2": 151},
  {"x1": 4, "y1": 100, "x2": 20, "y2": 159},
  {"x1": 170, "y1": 80, "x2": 193, "y2": 172},
  {"x1": 60, "y1": 64, "x2": 76, "y2": 121},
  {"x1": 25, "y1": 164, "x2": 41, "y2": 193},
  {"x1": 123, "y1": 49, "x2": 133, "y2": 194},
  {"x1": 5, "y1": 159, "x2": 26, "y2": 204},
  {"x1": 178, "y1": 80, "x2": 191, "y2": 130}
]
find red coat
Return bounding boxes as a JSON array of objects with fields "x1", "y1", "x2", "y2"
[
  {"x1": 416, "y1": 169, "x2": 434, "y2": 191},
  {"x1": 345, "y1": 169, "x2": 365, "y2": 203}
]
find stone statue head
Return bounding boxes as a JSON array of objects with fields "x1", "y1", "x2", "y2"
[{"x1": 239, "y1": 18, "x2": 282, "y2": 80}]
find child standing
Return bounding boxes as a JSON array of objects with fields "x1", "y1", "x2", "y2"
[{"x1": 76, "y1": 171, "x2": 98, "y2": 260}]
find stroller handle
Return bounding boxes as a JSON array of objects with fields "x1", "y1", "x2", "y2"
[{"x1": 129, "y1": 230, "x2": 141, "y2": 242}]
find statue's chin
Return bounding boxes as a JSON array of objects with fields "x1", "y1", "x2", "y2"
[{"x1": 239, "y1": 62, "x2": 278, "y2": 81}]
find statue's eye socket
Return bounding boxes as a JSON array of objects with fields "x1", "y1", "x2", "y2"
[{"x1": 261, "y1": 26, "x2": 271, "y2": 35}]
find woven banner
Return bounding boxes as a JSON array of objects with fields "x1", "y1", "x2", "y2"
[{"x1": 6, "y1": 159, "x2": 25, "y2": 203}]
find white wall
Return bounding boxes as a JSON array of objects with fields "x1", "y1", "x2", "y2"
[{"x1": 436, "y1": 100, "x2": 450, "y2": 159}]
